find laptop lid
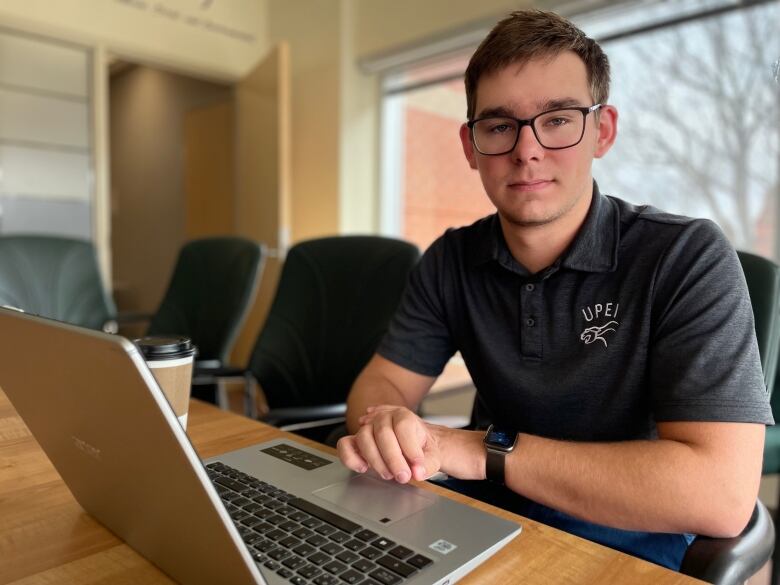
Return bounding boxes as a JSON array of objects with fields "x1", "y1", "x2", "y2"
[{"x1": 0, "y1": 308, "x2": 264, "y2": 585}]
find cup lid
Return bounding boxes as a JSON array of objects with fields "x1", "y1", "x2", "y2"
[{"x1": 134, "y1": 336, "x2": 197, "y2": 360}]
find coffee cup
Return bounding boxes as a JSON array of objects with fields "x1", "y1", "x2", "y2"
[{"x1": 134, "y1": 336, "x2": 197, "y2": 429}]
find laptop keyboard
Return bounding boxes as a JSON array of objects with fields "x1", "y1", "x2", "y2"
[{"x1": 206, "y1": 462, "x2": 434, "y2": 585}]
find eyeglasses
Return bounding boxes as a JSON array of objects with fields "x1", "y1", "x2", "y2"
[{"x1": 467, "y1": 104, "x2": 603, "y2": 155}]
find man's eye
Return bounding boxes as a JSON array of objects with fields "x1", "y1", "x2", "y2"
[
  {"x1": 544, "y1": 116, "x2": 572, "y2": 127},
  {"x1": 490, "y1": 124, "x2": 512, "y2": 134}
]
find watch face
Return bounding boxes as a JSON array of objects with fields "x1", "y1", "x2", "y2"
[{"x1": 486, "y1": 428, "x2": 516, "y2": 449}]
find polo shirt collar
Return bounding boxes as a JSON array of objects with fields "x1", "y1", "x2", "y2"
[{"x1": 470, "y1": 180, "x2": 619, "y2": 274}]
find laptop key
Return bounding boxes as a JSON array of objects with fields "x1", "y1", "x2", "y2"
[
  {"x1": 388, "y1": 545, "x2": 413, "y2": 560},
  {"x1": 335, "y1": 550, "x2": 360, "y2": 564},
  {"x1": 276, "y1": 567, "x2": 293, "y2": 578},
  {"x1": 293, "y1": 527, "x2": 314, "y2": 539},
  {"x1": 288, "y1": 498, "x2": 361, "y2": 534},
  {"x1": 339, "y1": 569, "x2": 365, "y2": 584},
  {"x1": 329, "y1": 531, "x2": 350, "y2": 543},
  {"x1": 214, "y1": 476, "x2": 251, "y2": 493},
  {"x1": 253, "y1": 522, "x2": 274, "y2": 535},
  {"x1": 306, "y1": 534, "x2": 328, "y2": 547},
  {"x1": 293, "y1": 543, "x2": 316, "y2": 557},
  {"x1": 406, "y1": 554, "x2": 433, "y2": 569},
  {"x1": 297, "y1": 563, "x2": 322, "y2": 579},
  {"x1": 322, "y1": 560, "x2": 348, "y2": 575},
  {"x1": 267, "y1": 514, "x2": 287, "y2": 525},
  {"x1": 359, "y1": 547, "x2": 383, "y2": 560},
  {"x1": 282, "y1": 555, "x2": 307, "y2": 570},
  {"x1": 315, "y1": 524, "x2": 336, "y2": 535},
  {"x1": 279, "y1": 536, "x2": 301, "y2": 549},
  {"x1": 256, "y1": 540, "x2": 277, "y2": 553},
  {"x1": 263, "y1": 560, "x2": 280, "y2": 571},
  {"x1": 280, "y1": 520, "x2": 300, "y2": 532},
  {"x1": 321, "y1": 542, "x2": 344, "y2": 556},
  {"x1": 267, "y1": 529, "x2": 288, "y2": 541},
  {"x1": 268, "y1": 548, "x2": 291, "y2": 561},
  {"x1": 368, "y1": 568, "x2": 402, "y2": 585},
  {"x1": 313, "y1": 575, "x2": 340, "y2": 585},
  {"x1": 352, "y1": 559, "x2": 376, "y2": 573},
  {"x1": 303, "y1": 517, "x2": 324, "y2": 529},
  {"x1": 354, "y1": 529, "x2": 379, "y2": 542},
  {"x1": 343, "y1": 539, "x2": 365, "y2": 552},
  {"x1": 289, "y1": 576, "x2": 307, "y2": 585},
  {"x1": 308, "y1": 551, "x2": 331, "y2": 566},
  {"x1": 371, "y1": 537, "x2": 395, "y2": 550},
  {"x1": 376, "y1": 556, "x2": 416, "y2": 578},
  {"x1": 290, "y1": 511, "x2": 309, "y2": 522}
]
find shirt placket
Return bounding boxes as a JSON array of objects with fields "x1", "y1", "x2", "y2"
[{"x1": 520, "y1": 280, "x2": 543, "y2": 359}]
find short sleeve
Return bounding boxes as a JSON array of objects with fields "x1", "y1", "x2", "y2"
[
  {"x1": 376, "y1": 236, "x2": 455, "y2": 376},
  {"x1": 649, "y1": 219, "x2": 773, "y2": 424}
]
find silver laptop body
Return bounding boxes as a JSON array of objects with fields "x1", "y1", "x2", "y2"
[{"x1": 0, "y1": 308, "x2": 521, "y2": 585}]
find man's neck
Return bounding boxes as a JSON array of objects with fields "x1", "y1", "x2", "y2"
[{"x1": 499, "y1": 189, "x2": 594, "y2": 275}]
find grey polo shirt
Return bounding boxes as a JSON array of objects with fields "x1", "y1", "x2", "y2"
[{"x1": 378, "y1": 184, "x2": 774, "y2": 441}]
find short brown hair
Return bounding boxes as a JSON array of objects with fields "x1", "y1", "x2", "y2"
[{"x1": 465, "y1": 9, "x2": 610, "y2": 119}]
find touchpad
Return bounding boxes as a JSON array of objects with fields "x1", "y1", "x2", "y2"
[{"x1": 312, "y1": 475, "x2": 435, "y2": 526}]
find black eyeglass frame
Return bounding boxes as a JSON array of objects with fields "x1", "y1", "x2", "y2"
[{"x1": 467, "y1": 103, "x2": 603, "y2": 155}]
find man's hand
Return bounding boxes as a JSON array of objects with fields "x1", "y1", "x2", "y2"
[{"x1": 337, "y1": 405, "x2": 486, "y2": 483}]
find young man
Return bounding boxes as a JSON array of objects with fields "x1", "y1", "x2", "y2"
[{"x1": 337, "y1": 9, "x2": 773, "y2": 570}]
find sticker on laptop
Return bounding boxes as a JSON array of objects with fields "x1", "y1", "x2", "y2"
[{"x1": 429, "y1": 539, "x2": 457, "y2": 555}]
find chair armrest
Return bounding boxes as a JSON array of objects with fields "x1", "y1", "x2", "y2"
[
  {"x1": 679, "y1": 500, "x2": 774, "y2": 585},
  {"x1": 263, "y1": 404, "x2": 347, "y2": 427}
]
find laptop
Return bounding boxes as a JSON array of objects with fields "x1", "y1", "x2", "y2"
[{"x1": 0, "y1": 308, "x2": 521, "y2": 585}]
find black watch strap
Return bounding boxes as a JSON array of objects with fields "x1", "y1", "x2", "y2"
[{"x1": 486, "y1": 448, "x2": 506, "y2": 483}]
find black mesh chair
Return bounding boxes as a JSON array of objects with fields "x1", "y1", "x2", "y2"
[
  {"x1": 196, "y1": 235, "x2": 420, "y2": 441},
  {"x1": 0, "y1": 235, "x2": 116, "y2": 331},
  {"x1": 147, "y1": 237, "x2": 264, "y2": 367}
]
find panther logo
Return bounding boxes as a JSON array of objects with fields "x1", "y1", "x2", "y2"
[{"x1": 580, "y1": 320, "x2": 619, "y2": 347}]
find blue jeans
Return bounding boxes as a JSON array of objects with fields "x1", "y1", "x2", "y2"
[{"x1": 431, "y1": 477, "x2": 695, "y2": 571}]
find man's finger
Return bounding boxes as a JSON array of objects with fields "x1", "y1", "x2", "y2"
[{"x1": 336, "y1": 436, "x2": 368, "y2": 473}]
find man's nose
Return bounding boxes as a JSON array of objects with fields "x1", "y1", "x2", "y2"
[{"x1": 512, "y1": 124, "x2": 544, "y2": 163}]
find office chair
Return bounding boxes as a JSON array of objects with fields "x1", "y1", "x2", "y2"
[
  {"x1": 0, "y1": 235, "x2": 116, "y2": 331},
  {"x1": 147, "y1": 237, "x2": 264, "y2": 367},
  {"x1": 678, "y1": 250, "x2": 780, "y2": 585},
  {"x1": 196, "y1": 235, "x2": 420, "y2": 441}
]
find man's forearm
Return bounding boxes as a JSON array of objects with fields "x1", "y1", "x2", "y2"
[{"x1": 433, "y1": 422, "x2": 763, "y2": 537}]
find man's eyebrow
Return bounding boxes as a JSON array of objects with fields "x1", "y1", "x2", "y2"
[
  {"x1": 537, "y1": 97, "x2": 588, "y2": 111},
  {"x1": 475, "y1": 98, "x2": 589, "y2": 120},
  {"x1": 475, "y1": 106, "x2": 514, "y2": 119}
]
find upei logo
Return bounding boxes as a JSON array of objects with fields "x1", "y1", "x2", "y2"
[
  {"x1": 580, "y1": 320, "x2": 619, "y2": 347},
  {"x1": 580, "y1": 301, "x2": 620, "y2": 347}
]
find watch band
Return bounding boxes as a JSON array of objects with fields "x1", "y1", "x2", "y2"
[
  {"x1": 483, "y1": 425, "x2": 518, "y2": 485},
  {"x1": 486, "y1": 448, "x2": 506, "y2": 483}
]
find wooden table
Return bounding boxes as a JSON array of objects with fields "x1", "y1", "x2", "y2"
[{"x1": 0, "y1": 389, "x2": 702, "y2": 585}]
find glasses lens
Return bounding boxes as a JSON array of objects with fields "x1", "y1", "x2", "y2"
[
  {"x1": 472, "y1": 118, "x2": 519, "y2": 155},
  {"x1": 534, "y1": 109, "x2": 585, "y2": 149}
]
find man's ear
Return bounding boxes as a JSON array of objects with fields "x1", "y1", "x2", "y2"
[
  {"x1": 594, "y1": 105, "x2": 618, "y2": 159},
  {"x1": 459, "y1": 123, "x2": 478, "y2": 169}
]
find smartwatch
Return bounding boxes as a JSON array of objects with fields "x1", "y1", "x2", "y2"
[{"x1": 483, "y1": 425, "x2": 519, "y2": 484}]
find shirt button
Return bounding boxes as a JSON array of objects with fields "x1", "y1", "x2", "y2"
[
  {"x1": 525, "y1": 283, "x2": 535, "y2": 292},
  {"x1": 526, "y1": 318, "x2": 535, "y2": 327}
]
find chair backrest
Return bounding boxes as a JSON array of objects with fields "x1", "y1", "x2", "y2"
[
  {"x1": 147, "y1": 237, "x2": 264, "y2": 364},
  {"x1": 248, "y1": 235, "x2": 420, "y2": 409},
  {"x1": 737, "y1": 250, "x2": 780, "y2": 394},
  {"x1": 0, "y1": 235, "x2": 115, "y2": 330}
]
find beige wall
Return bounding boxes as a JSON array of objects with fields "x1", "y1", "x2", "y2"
[
  {"x1": 0, "y1": 0, "x2": 269, "y2": 80},
  {"x1": 109, "y1": 66, "x2": 231, "y2": 314},
  {"x1": 266, "y1": 0, "x2": 341, "y2": 243}
]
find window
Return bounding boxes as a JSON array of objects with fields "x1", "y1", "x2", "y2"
[{"x1": 380, "y1": 0, "x2": 780, "y2": 259}]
